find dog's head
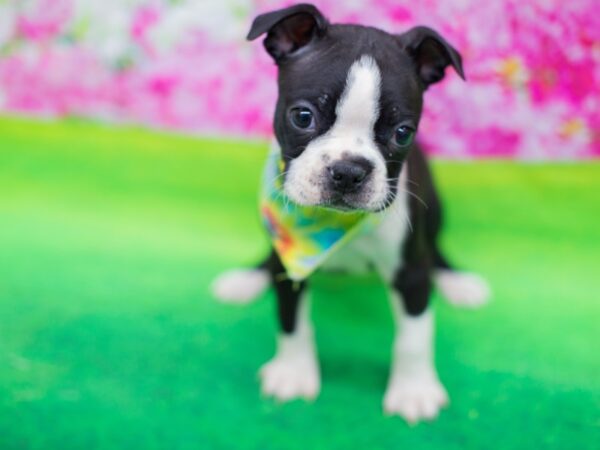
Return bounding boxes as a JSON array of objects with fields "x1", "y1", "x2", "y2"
[{"x1": 248, "y1": 3, "x2": 464, "y2": 212}]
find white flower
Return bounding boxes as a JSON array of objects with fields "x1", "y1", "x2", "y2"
[
  {"x1": 0, "y1": 2, "x2": 16, "y2": 48},
  {"x1": 148, "y1": 0, "x2": 252, "y2": 54}
]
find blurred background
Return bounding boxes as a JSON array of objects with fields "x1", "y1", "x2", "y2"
[
  {"x1": 1, "y1": 0, "x2": 598, "y2": 157},
  {"x1": 0, "y1": 1, "x2": 598, "y2": 449}
]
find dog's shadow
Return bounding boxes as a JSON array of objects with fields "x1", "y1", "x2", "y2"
[
  {"x1": 318, "y1": 348, "x2": 391, "y2": 394},
  {"x1": 311, "y1": 272, "x2": 395, "y2": 394}
]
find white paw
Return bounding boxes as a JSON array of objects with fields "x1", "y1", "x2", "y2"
[
  {"x1": 259, "y1": 354, "x2": 320, "y2": 402},
  {"x1": 435, "y1": 270, "x2": 491, "y2": 308},
  {"x1": 211, "y1": 268, "x2": 269, "y2": 304},
  {"x1": 383, "y1": 373, "x2": 449, "y2": 423}
]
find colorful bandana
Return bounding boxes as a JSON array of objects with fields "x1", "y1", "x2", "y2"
[{"x1": 260, "y1": 146, "x2": 375, "y2": 281}]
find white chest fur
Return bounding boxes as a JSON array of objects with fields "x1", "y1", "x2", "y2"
[{"x1": 321, "y1": 169, "x2": 410, "y2": 282}]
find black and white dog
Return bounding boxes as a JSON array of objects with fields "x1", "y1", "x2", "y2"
[{"x1": 212, "y1": 3, "x2": 490, "y2": 423}]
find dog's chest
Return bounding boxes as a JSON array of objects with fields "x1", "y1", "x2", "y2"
[{"x1": 320, "y1": 177, "x2": 410, "y2": 282}]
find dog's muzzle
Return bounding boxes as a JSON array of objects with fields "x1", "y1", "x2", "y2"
[{"x1": 327, "y1": 157, "x2": 374, "y2": 195}]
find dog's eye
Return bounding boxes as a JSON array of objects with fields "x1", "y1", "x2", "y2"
[
  {"x1": 394, "y1": 126, "x2": 415, "y2": 147},
  {"x1": 290, "y1": 107, "x2": 314, "y2": 130}
]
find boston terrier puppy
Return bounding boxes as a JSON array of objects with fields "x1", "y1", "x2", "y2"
[{"x1": 212, "y1": 3, "x2": 490, "y2": 423}]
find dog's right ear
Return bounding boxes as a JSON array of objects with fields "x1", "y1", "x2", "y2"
[{"x1": 246, "y1": 3, "x2": 328, "y2": 63}]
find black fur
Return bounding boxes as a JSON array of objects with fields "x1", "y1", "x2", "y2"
[
  {"x1": 263, "y1": 250, "x2": 308, "y2": 334},
  {"x1": 261, "y1": 144, "x2": 450, "y2": 329},
  {"x1": 393, "y1": 144, "x2": 447, "y2": 316},
  {"x1": 249, "y1": 4, "x2": 462, "y2": 333}
]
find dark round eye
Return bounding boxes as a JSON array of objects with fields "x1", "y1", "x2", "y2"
[
  {"x1": 394, "y1": 126, "x2": 415, "y2": 147},
  {"x1": 290, "y1": 107, "x2": 314, "y2": 130}
]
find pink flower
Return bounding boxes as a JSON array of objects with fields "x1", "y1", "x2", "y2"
[
  {"x1": 131, "y1": 6, "x2": 160, "y2": 56},
  {"x1": 0, "y1": 0, "x2": 598, "y2": 159},
  {"x1": 16, "y1": 0, "x2": 71, "y2": 42}
]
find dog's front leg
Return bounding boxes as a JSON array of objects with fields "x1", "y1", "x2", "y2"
[
  {"x1": 260, "y1": 253, "x2": 320, "y2": 401},
  {"x1": 384, "y1": 265, "x2": 448, "y2": 423}
]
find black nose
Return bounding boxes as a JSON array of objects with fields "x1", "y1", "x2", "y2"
[{"x1": 328, "y1": 158, "x2": 373, "y2": 193}]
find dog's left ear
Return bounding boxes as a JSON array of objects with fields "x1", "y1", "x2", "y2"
[
  {"x1": 246, "y1": 4, "x2": 328, "y2": 63},
  {"x1": 397, "y1": 26, "x2": 465, "y2": 88}
]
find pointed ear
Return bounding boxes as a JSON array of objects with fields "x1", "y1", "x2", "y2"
[
  {"x1": 246, "y1": 3, "x2": 328, "y2": 62},
  {"x1": 397, "y1": 26, "x2": 465, "y2": 87}
]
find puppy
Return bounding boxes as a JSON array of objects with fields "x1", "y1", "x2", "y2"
[{"x1": 212, "y1": 3, "x2": 490, "y2": 423}]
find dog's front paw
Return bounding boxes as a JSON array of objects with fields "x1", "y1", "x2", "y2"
[
  {"x1": 260, "y1": 354, "x2": 320, "y2": 402},
  {"x1": 435, "y1": 270, "x2": 491, "y2": 308},
  {"x1": 383, "y1": 373, "x2": 449, "y2": 423}
]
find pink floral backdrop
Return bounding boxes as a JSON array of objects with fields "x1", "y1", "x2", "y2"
[{"x1": 0, "y1": 0, "x2": 598, "y2": 159}]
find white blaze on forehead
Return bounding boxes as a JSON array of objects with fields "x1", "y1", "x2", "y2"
[
  {"x1": 284, "y1": 54, "x2": 389, "y2": 209},
  {"x1": 334, "y1": 55, "x2": 382, "y2": 134}
]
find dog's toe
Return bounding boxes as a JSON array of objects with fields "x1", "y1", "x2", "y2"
[
  {"x1": 211, "y1": 268, "x2": 269, "y2": 304},
  {"x1": 383, "y1": 375, "x2": 449, "y2": 423},
  {"x1": 260, "y1": 355, "x2": 320, "y2": 402}
]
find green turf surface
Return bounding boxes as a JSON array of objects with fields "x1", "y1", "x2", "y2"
[{"x1": 0, "y1": 116, "x2": 598, "y2": 449}]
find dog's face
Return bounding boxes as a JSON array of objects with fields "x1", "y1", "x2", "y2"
[{"x1": 248, "y1": 4, "x2": 464, "y2": 211}]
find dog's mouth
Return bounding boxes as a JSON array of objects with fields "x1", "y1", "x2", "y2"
[
  {"x1": 318, "y1": 190, "x2": 385, "y2": 213},
  {"x1": 323, "y1": 186, "x2": 399, "y2": 213},
  {"x1": 283, "y1": 177, "x2": 394, "y2": 213},
  {"x1": 321, "y1": 196, "x2": 359, "y2": 212},
  {"x1": 282, "y1": 162, "x2": 393, "y2": 213}
]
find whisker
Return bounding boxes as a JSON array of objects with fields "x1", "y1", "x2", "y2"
[
  {"x1": 389, "y1": 196, "x2": 413, "y2": 232},
  {"x1": 378, "y1": 189, "x2": 414, "y2": 233},
  {"x1": 272, "y1": 170, "x2": 289, "y2": 185},
  {"x1": 398, "y1": 188, "x2": 428, "y2": 209}
]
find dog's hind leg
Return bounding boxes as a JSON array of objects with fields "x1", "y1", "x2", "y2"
[
  {"x1": 434, "y1": 267, "x2": 490, "y2": 308},
  {"x1": 210, "y1": 253, "x2": 271, "y2": 304},
  {"x1": 426, "y1": 198, "x2": 490, "y2": 307},
  {"x1": 417, "y1": 149, "x2": 491, "y2": 308}
]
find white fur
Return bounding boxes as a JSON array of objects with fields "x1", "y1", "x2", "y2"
[
  {"x1": 322, "y1": 167, "x2": 410, "y2": 282},
  {"x1": 214, "y1": 55, "x2": 489, "y2": 420},
  {"x1": 284, "y1": 55, "x2": 389, "y2": 210},
  {"x1": 211, "y1": 268, "x2": 269, "y2": 304},
  {"x1": 260, "y1": 295, "x2": 320, "y2": 401},
  {"x1": 383, "y1": 293, "x2": 448, "y2": 422},
  {"x1": 435, "y1": 269, "x2": 491, "y2": 307}
]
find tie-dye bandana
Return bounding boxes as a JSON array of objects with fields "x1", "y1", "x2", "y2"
[{"x1": 260, "y1": 147, "x2": 376, "y2": 281}]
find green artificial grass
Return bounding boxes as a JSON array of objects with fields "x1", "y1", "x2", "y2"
[{"x1": 0, "y1": 116, "x2": 598, "y2": 449}]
